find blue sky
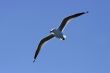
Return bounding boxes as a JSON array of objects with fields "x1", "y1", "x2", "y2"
[{"x1": 0, "y1": 0, "x2": 110, "y2": 73}]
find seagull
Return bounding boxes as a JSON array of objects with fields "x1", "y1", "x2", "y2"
[{"x1": 33, "y1": 11, "x2": 88, "y2": 62}]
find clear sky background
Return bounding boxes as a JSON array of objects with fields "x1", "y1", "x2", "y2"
[{"x1": 0, "y1": 0, "x2": 110, "y2": 73}]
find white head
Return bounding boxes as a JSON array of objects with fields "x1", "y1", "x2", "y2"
[{"x1": 50, "y1": 28, "x2": 56, "y2": 33}]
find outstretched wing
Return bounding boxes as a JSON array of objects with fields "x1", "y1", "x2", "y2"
[
  {"x1": 33, "y1": 34, "x2": 54, "y2": 62},
  {"x1": 58, "y1": 11, "x2": 88, "y2": 31}
]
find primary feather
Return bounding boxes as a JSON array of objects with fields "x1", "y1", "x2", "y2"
[{"x1": 33, "y1": 34, "x2": 54, "y2": 62}]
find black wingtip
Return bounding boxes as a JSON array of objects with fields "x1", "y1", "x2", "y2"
[
  {"x1": 33, "y1": 59, "x2": 36, "y2": 63},
  {"x1": 85, "y1": 11, "x2": 89, "y2": 13}
]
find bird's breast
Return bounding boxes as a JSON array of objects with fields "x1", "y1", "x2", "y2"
[{"x1": 53, "y1": 29, "x2": 64, "y2": 39}]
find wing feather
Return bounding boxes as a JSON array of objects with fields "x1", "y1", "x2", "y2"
[
  {"x1": 58, "y1": 11, "x2": 88, "y2": 31},
  {"x1": 33, "y1": 34, "x2": 54, "y2": 62}
]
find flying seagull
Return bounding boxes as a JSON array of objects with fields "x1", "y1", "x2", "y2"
[{"x1": 33, "y1": 11, "x2": 88, "y2": 62}]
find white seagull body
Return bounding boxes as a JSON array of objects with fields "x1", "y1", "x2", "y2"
[{"x1": 33, "y1": 11, "x2": 88, "y2": 62}]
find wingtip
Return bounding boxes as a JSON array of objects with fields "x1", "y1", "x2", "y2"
[
  {"x1": 85, "y1": 11, "x2": 89, "y2": 13},
  {"x1": 33, "y1": 59, "x2": 36, "y2": 63}
]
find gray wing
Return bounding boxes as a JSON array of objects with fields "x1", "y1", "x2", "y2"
[
  {"x1": 33, "y1": 34, "x2": 54, "y2": 62},
  {"x1": 58, "y1": 11, "x2": 88, "y2": 31}
]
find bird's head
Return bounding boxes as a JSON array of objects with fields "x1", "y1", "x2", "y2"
[{"x1": 50, "y1": 28, "x2": 56, "y2": 33}]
